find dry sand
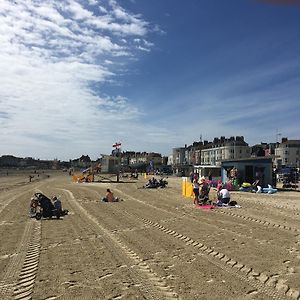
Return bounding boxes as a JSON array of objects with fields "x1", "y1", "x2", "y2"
[{"x1": 0, "y1": 172, "x2": 299, "y2": 300}]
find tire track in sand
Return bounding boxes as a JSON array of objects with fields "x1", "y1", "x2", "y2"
[
  {"x1": 0, "y1": 182, "x2": 44, "y2": 216},
  {"x1": 0, "y1": 220, "x2": 41, "y2": 300},
  {"x1": 13, "y1": 220, "x2": 41, "y2": 300},
  {"x1": 112, "y1": 188, "x2": 300, "y2": 300},
  {"x1": 61, "y1": 188, "x2": 180, "y2": 300},
  {"x1": 212, "y1": 209, "x2": 299, "y2": 233}
]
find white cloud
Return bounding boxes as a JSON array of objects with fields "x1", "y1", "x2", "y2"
[
  {"x1": 88, "y1": 0, "x2": 98, "y2": 5},
  {"x1": 137, "y1": 46, "x2": 151, "y2": 52},
  {"x1": 66, "y1": 1, "x2": 94, "y2": 20},
  {"x1": 0, "y1": 0, "x2": 159, "y2": 159},
  {"x1": 98, "y1": 5, "x2": 108, "y2": 13}
]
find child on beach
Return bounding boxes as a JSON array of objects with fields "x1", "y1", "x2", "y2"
[{"x1": 193, "y1": 179, "x2": 200, "y2": 205}]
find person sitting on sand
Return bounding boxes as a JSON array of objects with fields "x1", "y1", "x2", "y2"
[
  {"x1": 217, "y1": 185, "x2": 231, "y2": 206},
  {"x1": 29, "y1": 196, "x2": 39, "y2": 215},
  {"x1": 145, "y1": 177, "x2": 158, "y2": 188},
  {"x1": 52, "y1": 196, "x2": 62, "y2": 213},
  {"x1": 151, "y1": 177, "x2": 157, "y2": 185},
  {"x1": 102, "y1": 189, "x2": 119, "y2": 202}
]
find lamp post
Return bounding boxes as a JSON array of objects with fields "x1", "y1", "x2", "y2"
[{"x1": 112, "y1": 142, "x2": 122, "y2": 182}]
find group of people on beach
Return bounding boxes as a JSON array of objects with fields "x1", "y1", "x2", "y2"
[
  {"x1": 192, "y1": 176, "x2": 210, "y2": 205},
  {"x1": 191, "y1": 173, "x2": 235, "y2": 207},
  {"x1": 29, "y1": 194, "x2": 64, "y2": 219},
  {"x1": 143, "y1": 177, "x2": 168, "y2": 188},
  {"x1": 30, "y1": 194, "x2": 62, "y2": 212}
]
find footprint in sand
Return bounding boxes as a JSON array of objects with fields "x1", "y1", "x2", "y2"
[
  {"x1": 62, "y1": 280, "x2": 78, "y2": 289},
  {"x1": 111, "y1": 294, "x2": 124, "y2": 299},
  {"x1": 246, "y1": 289, "x2": 258, "y2": 295},
  {"x1": 164, "y1": 264, "x2": 175, "y2": 271},
  {"x1": 98, "y1": 273, "x2": 113, "y2": 280},
  {"x1": 287, "y1": 267, "x2": 295, "y2": 275},
  {"x1": 288, "y1": 247, "x2": 297, "y2": 253},
  {"x1": 48, "y1": 242, "x2": 61, "y2": 249},
  {"x1": 118, "y1": 264, "x2": 127, "y2": 269},
  {"x1": 70, "y1": 270, "x2": 82, "y2": 275},
  {"x1": 166, "y1": 274, "x2": 177, "y2": 280}
]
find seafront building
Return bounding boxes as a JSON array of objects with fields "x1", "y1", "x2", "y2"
[
  {"x1": 172, "y1": 136, "x2": 251, "y2": 175},
  {"x1": 200, "y1": 136, "x2": 250, "y2": 165},
  {"x1": 274, "y1": 138, "x2": 300, "y2": 169},
  {"x1": 172, "y1": 147, "x2": 186, "y2": 166},
  {"x1": 171, "y1": 136, "x2": 300, "y2": 176}
]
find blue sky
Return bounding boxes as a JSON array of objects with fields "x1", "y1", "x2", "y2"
[{"x1": 0, "y1": 0, "x2": 299, "y2": 160}]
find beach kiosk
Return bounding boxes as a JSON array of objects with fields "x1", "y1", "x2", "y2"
[
  {"x1": 221, "y1": 157, "x2": 273, "y2": 187},
  {"x1": 193, "y1": 165, "x2": 221, "y2": 181}
]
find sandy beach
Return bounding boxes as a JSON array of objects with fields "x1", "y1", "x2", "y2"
[{"x1": 0, "y1": 172, "x2": 299, "y2": 300}]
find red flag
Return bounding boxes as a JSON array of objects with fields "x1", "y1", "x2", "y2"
[{"x1": 112, "y1": 142, "x2": 121, "y2": 148}]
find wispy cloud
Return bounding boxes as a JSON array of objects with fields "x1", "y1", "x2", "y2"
[
  {"x1": 0, "y1": 0, "x2": 159, "y2": 159},
  {"x1": 153, "y1": 57, "x2": 300, "y2": 146}
]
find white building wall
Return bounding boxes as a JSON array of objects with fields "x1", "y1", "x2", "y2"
[
  {"x1": 201, "y1": 145, "x2": 250, "y2": 165},
  {"x1": 275, "y1": 142, "x2": 300, "y2": 168}
]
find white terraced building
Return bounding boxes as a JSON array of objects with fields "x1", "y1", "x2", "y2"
[
  {"x1": 201, "y1": 136, "x2": 251, "y2": 165},
  {"x1": 274, "y1": 138, "x2": 300, "y2": 169}
]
